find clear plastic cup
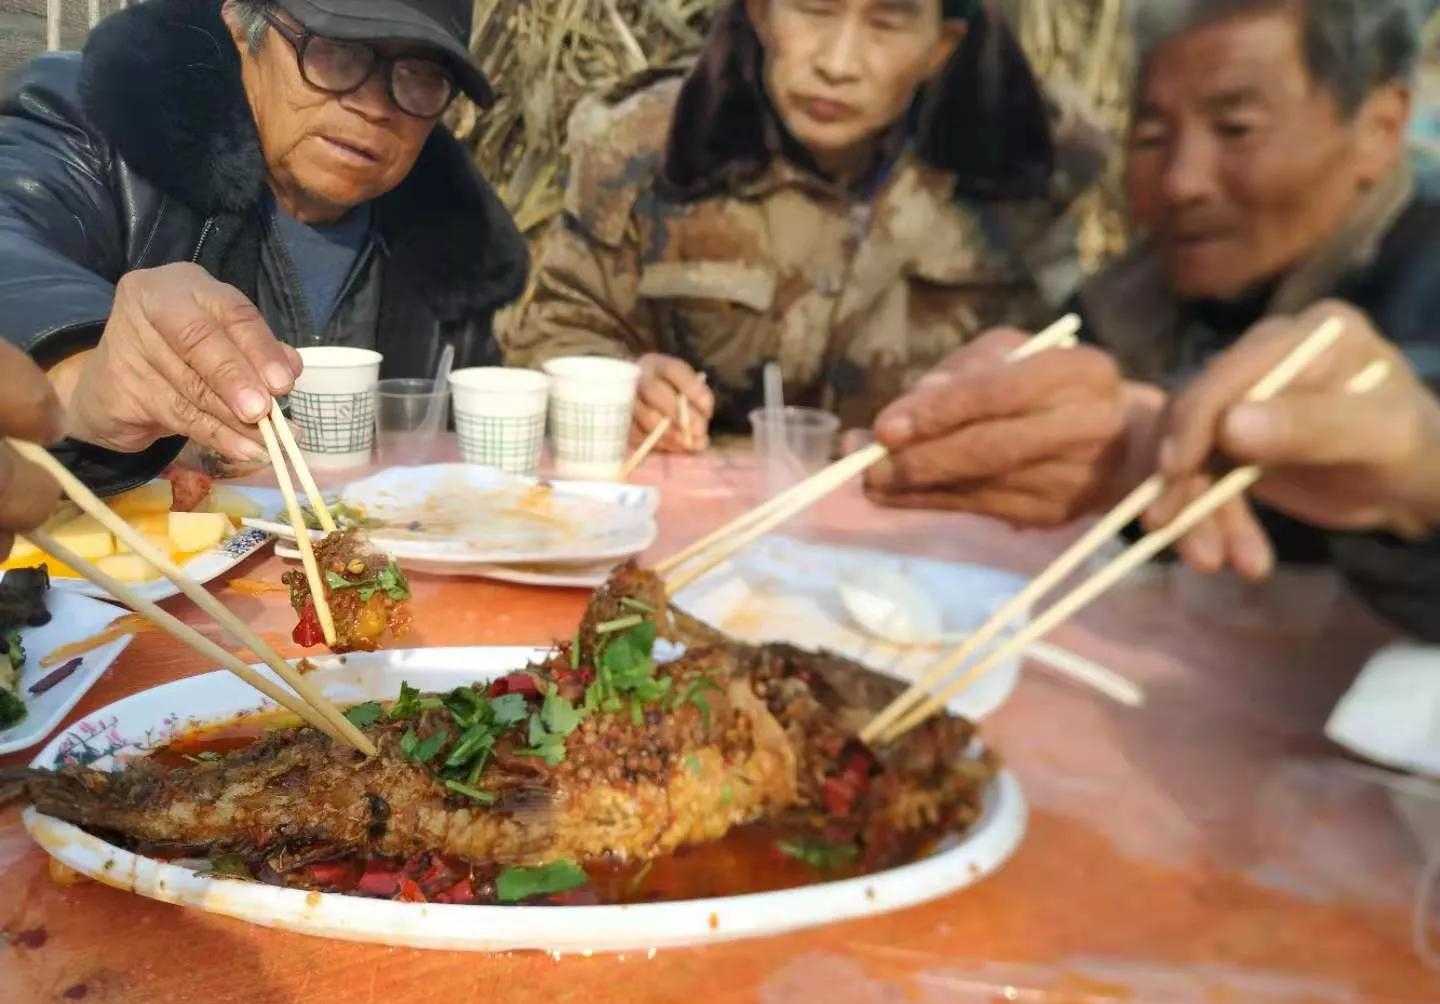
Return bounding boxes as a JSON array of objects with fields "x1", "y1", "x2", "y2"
[
  {"x1": 376, "y1": 378, "x2": 450, "y2": 466},
  {"x1": 749, "y1": 407, "x2": 841, "y2": 514},
  {"x1": 289, "y1": 347, "x2": 383, "y2": 470},
  {"x1": 542, "y1": 357, "x2": 640, "y2": 480},
  {"x1": 450, "y1": 367, "x2": 551, "y2": 476}
]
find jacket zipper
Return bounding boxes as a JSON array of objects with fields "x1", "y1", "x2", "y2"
[{"x1": 191, "y1": 218, "x2": 216, "y2": 263}]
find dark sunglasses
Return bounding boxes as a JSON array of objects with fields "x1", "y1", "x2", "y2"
[{"x1": 263, "y1": 10, "x2": 458, "y2": 120}]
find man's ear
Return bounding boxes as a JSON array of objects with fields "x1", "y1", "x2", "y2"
[
  {"x1": 926, "y1": 22, "x2": 969, "y2": 80},
  {"x1": 1354, "y1": 83, "x2": 1411, "y2": 186}
]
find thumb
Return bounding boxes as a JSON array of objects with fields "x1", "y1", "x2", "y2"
[{"x1": 1221, "y1": 392, "x2": 1399, "y2": 468}]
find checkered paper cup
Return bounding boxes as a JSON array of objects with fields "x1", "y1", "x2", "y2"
[
  {"x1": 450, "y1": 367, "x2": 551, "y2": 476},
  {"x1": 288, "y1": 347, "x2": 383, "y2": 470},
  {"x1": 542, "y1": 357, "x2": 641, "y2": 481}
]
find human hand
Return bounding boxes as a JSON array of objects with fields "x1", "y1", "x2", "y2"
[
  {"x1": 0, "y1": 343, "x2": 65, "y2": 561},
  {"x1": 865, "y1": 329, "x2": 1128, "y2": 527},
  {"x1": 1147, "y1": 301, "x2": 1440, "y2": 580},
  {"x1": 48, "y1": 263, "x2": 302, "y2": 465},
  {"x1": 634, "y1": 353, "x2": 714, "y2": 453}
]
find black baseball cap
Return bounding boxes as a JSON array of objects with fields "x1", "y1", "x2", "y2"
[{"x1": 276, "y1": 0, "x2": 496, "y2": 108}]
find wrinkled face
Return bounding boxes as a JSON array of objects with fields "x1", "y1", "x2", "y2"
[
  {"x1": 225, "y1": 5, "x2": 438, "y2": 222},
  {"x1": 1125, "y1": 9, "x2": 1406, "y2": 301},
  {"x1": 746, "y1": 0, "x2": 963, "y2": 180}
]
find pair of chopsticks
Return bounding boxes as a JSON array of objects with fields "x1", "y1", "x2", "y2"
[
  {"x1": 654, "y1": 315, "x2": 1084, "y2": 594},
  {"x1": 862, "y1": 317, "x2": 1390, "y2": 745},
  {"x1": 622, "y1": 381, "x2": 700, "y2": 480},
  {"x1": 6, "y1": 436, "x2": 376, "y2": 756},
  {"x1": 256, "y1": 403, "x2": 339, "y2": 649}
]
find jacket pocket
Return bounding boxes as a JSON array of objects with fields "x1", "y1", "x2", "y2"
[{"x1": 639, "y1": 261, "x2": 779, "y2": 375}]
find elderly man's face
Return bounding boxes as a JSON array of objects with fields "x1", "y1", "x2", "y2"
[
  {"x1": 225, "y1": 6, "x2": 437, "y2": 222},
  {"x1": 746, "y1": 0, "x2": 964, "y2": 182},
  {"x1": 1125, "y1": 9, "x2": 1408, "y2": 302}
]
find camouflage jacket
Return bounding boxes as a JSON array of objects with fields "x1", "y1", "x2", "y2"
[{"x1": 503, "y1": 77, "x2": 1105, "y2": 431}]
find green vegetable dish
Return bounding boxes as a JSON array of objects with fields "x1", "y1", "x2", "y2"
[{"x1": 0, "y1": 567, "x2": 52, "y2": 728}]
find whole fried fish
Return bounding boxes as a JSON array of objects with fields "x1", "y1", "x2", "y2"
[{"x1": 9, "y1": 566, "x2": 995, "y2": 885}]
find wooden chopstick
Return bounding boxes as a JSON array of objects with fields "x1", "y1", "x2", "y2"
[
  {"x1": 621, "y1": 417, "x2": 672, "y2": 480},
  {"x1": 257, "y1": 410, "x2": 338, "y2": 650},
  {"x1": 6, "y1": 440, "x2": 376, "y2": 756},
  {"x1": 874, "y1": 325, "x2": 1374, "y2": 744},
  {"x1": 678, "y1": 394, "x2": 691, "y2": 449},
  {"x1": 27, "y1": 527, "x2": 349, "y2": 744},
  {"x1": 268, "y1": 403, "x2": 337, "y2": 533},
  {"x1": 655, "y1": 314, "x2": 1084, "y2": 589}
]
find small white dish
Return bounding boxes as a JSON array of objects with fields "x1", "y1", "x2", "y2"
[{"x1": 0, "y1": 590, "x2": 136, "y2": 755}]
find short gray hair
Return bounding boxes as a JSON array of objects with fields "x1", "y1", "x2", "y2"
[
  {"x1": 226, "y1": 0, "x2": 275, "y2": 53},
  {"x1": 1133, "y1": 0, "x2": 1420, "y2": 116}
]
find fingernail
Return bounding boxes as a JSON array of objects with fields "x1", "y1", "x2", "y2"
[
  {"x1": 879, "y1": 415, "x2": 915, "y2": 444},
  {"x1": 1225, "y1": 404, "x2": 1270, "y2": 446},
  {"x1": 238, "y1": 389, "x2": 268, "y2": 422},
  {"x1": 265, "y1": 363, "x2": 293, "y2": 393}
]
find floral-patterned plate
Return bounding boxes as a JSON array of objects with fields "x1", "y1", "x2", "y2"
[
  {"x1": 0, "y1": 590, "x2": 136, "y2": 755},
  {"x1": 22, "y1": 648, "x2": 1027, "y2": 953}
]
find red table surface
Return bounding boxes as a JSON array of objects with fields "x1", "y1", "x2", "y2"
[{"x1": 3, "y1": 446, "x2": 1436, "y2": 1003}]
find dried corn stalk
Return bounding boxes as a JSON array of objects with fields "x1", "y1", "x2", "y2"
[{"x1": 455, "y1": 0, "x2": 1131, "y2": 268}]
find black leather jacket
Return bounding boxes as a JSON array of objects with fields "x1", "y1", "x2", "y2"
[{"x1": 0, "y1": 0, "x2": 528, "y2": 494}]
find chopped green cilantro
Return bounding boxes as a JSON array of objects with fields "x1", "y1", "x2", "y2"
[
  {"x1": 3, "y1": 627, "x2": 24, "y2": 672},
  {"x1": 490, "y1": 692, "x2": 529, "y2": 728},
  {"x1": 619, "y1": 597, "x2": 655, "y2": 614},
  {"x1": 777, "y1": 838, "x2": 859, "y2": 872},
  {"x1": 444, "y1": 779, "x2": 496, "y2": 805},
  {"x1": 343, "y1": 701, "x2": 383, "y2": 728},
  {"x1": 671, "y1": 675, "x2": 722, "y2": 728},
  {"x1": 541, "y1": 688, "x2": 583, "y2": 736},
  {"x1": 495, "y1": 860, "x2": 587, "y2": 903},
  {"x1": 389, "y1": 682, "x2": 423, "y2": 720},
  {"x1": 205, "y1": 853, "x2": 253, "y2": 879},
  {"x1": 595, "y1": 614, "x2": 643, "y2": 634},
  {"x1": 324, "y1": 561, "x2": 411, "y2": 603},
  {"x1": 684, "y1": 753, "x2": 702, "y2": 776},
  {"x1": 407, "y1": 728, "x2": 449, "y2": 765}
]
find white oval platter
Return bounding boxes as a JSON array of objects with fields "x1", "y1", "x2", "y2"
[{"x1": 24, "y1": 647, "x2": 1026, "y2": 954}]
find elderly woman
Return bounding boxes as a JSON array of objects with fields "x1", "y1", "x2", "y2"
[
  {"x1": 0, "y1": 0, "x2": 527, "y2": 493},
  {"x1": 504, "y1": 0, "x2": 1107, "y2": 450},
  {"x1": 867, "y1": 0, "x2": 1440, "y2": 640}
]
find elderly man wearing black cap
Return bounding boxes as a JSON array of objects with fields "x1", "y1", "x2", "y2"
[{"x1": 0, "y1": 0, "x2": 526, "y2": 492}]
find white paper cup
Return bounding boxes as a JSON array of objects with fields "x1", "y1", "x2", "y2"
[
  {"x1": 449, "y1": 367, "x2": 551, "y2": 475},
  {"x1": 542, "y1": 357, "x2": 640, "y2": 480},
  {"x1": 288, "y1": 347, "x2": 383, "y2": 470}
]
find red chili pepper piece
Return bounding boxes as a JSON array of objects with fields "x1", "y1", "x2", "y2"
[
  {"x1": 292, "y1": 602, "x2": 323, "y2": 648},
  {"x1": 434, "y1": 878, "x2": 478, "y2": 905},
  {"x1": 302, "y1": 861, "x2": 353, "y2": 888},
  {"x1": 355, "y1": 862, "x2": 401, "y2": 898},
  {"x1": 489, "y1": 672, "x2": 541, "y2": 698},
  {"x1": 395, "y1": 878, "x2": 427, "y2": 903}
]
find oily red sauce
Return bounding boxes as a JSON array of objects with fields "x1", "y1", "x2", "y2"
[{"x1": 149, "y1": 718, "x2": 895, "y2": 904}]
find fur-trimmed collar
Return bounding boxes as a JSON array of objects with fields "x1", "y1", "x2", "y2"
[
  {"x1": 661, "y1": 0, "x2": 1056, "y2": 203},
  {"x1": 78, "y1": 0, "x2": 526, "y2": 318}
]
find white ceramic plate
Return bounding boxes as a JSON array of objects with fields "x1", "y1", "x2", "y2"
[
  {"x1": 24, "y1": 647, "x2": 1025, "y2": 953},
  {"x1": 248, "y1": 465, "x2": 658, "y2": 566},
  {"x1": 45, "y1": 487, "x2": 281, "y2": 605},
  {"x1": 0, "y1": 590, "x2": 136, "y2": 755},
  {"x1": 671, "y1": 537, "x2": 1030, "y2": 722}
]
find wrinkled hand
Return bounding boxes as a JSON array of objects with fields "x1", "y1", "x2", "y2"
[
  {"x1": 633, "y1": 353, "x2": 715, "y2": 453},
  {"x1": 865, "y1": 329, "x2": 1128, "y2": 527},
  {"x1": 1147, "y1": 301, "x2": 1440, "y2": 580},
  {"x1": 0, "y1": 343, "x2": 64, "y2": 561},
  {"x1": 49, "y1": 263, "x2": 302, "y2": 465}
]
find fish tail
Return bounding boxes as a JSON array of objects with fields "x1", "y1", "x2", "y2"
[{"x1": 0, "y1": 766, "x2": 122, "y2": 826}]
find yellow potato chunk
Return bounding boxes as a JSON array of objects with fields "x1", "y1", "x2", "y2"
[
  {"x1": 198, "y1": 487, "x2": 262, "y2": 521},
  {"x1": 94, "y1": 553, "x2": 164, "y2": 583},
  {"x1": 115, "y1": 532, "x2": 172, "y2": 558},
  {"x1": 51, "y1": 515, "x2": 115, "y2": 560},
  {"x1": 108, "y1": 481, "x2": 174, "y2": 517},
  {"x1": 168, "y1": 511, "x2": 229, "y2": 553},
  {"x1": 7, "y1": 536, "x2": 41, "y2": 564}
]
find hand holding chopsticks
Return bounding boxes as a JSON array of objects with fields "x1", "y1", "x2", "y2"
[
  {"x1": 865, "y1": 313, "x2": 1391, "y2": 745},
  {"x1": 656, "y1": 315, "x2": 1085, "y2": 594},
  {"x1": 5, "y1": 438, "x2": 376, "y2": 757}
]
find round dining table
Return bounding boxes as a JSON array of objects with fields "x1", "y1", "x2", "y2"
[{"x1": 2, "y1": 445, "x2": 1437, "y2": 1003}]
